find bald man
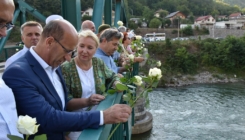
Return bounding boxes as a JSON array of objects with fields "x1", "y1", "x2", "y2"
[
  {"x1": 0, "y1": 0, "x2": 23, "y2": 139},
  {"x1": 3, "y1": 19, "x2": 131, "y2": 139},
  {"x1": 81, "y1": 20, "x2": 96, "y2": 32}
]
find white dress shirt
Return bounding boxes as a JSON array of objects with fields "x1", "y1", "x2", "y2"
[
  {"x1": 5, "y1": 46, "x2": 29, "y2": 69},
  {"x1": 29, "y1": 47, "x2": 65, "y2": 109},
  {"x1": 0, "y1": 79, "x2": 23, "y2": 139}
]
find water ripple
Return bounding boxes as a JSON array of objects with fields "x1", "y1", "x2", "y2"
[{"x1": 132, "y1": 82, "x2": 245, "y2": 140}]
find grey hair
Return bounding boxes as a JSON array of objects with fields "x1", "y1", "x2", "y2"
[
  {"x1": 99, "y1": 29, "x2": 122, "y2": 43},
  {"x1": 20, "y1": 21, "x2": 43, "y2": 34},
  {"x1": 118, "y1": 26, "x2": 127, "y2": 32},
  {"x1": 78, "y1": 30, "x2": 99, "y2": 47}
]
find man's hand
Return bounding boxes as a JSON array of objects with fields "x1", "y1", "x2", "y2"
[
  {"x1": 88, "y1": 94, "x2": 105, "y2": 105},
  {"x1": 103, "y1": 104, "x2": 132, "y2": 124}
]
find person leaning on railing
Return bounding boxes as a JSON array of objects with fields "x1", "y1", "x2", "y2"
[{"x1": 61, "y1": 30, "x2": 122, "y2": 140}]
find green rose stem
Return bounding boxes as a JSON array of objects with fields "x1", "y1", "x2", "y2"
[
  {"x1": 107, "y1": 81, "x2": 154, "y2": 140},
  {"x1": 25, "y1": 135, "x2": 29, "y2": 140}
]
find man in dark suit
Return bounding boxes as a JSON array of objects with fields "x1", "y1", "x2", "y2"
[{"x1": 3, "y1": 19, "x2": 131, "y2": 140}]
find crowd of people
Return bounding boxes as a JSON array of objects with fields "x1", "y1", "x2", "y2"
[{"x1": 0, "y1": 0, "x2": 144, "y2": 139}]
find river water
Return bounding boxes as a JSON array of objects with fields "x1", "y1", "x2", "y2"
[{"x1": 132, "y1": 82, "x2": 245, "y2": 140}]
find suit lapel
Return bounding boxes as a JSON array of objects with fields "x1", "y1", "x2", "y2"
[{"x1": 25, "y1": 51, "x2": 63, "y2": 110}]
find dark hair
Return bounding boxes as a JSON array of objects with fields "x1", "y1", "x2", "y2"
[
  {"x1": 42, "y1": 20, "x2": 64, "y2": 41},
  {"x1": 99, "y1": 29, "x2": 122, "y2": 43}
]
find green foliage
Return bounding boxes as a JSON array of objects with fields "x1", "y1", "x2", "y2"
[
  {"x1": 82, "y1": 15, "x2": 92, "y2": 21},
  {"x1": 149, "y1": 18, "x2": 161, "y2": 28},
  {"x1": 182, "y1": 25, "x2": 193, "y2": 36},
  {"x1": 162, "y1": 19, "x2": 171, "y2": 27},
  {"x1": 128, "y1": 21, "x2": 138, "y2": 30},
  {"x1": 159, "y1": 10, "x2": 169, "y2": 18},
  {"x1": 172, "y1": 30, "x2": 178, "y2": 34},
  {"x1": 145, "y1": 34, "x2": 245, "y2": 76}
]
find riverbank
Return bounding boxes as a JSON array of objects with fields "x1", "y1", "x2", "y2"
[{"x1": 164, "y1": 71, "x2": 244, "y2": 87}]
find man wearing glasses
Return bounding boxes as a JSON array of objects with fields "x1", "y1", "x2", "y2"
[
  {"x1": 5, "y1": 21, "x2": 43, "y2": 68},
  {"x1": 0, "y1": 0, "x2": 23, "y2": 139},
  {"x1": 3, "y1": 19, "x2": 131, "y2": 139}
]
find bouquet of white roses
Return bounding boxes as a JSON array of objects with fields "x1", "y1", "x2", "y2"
[{"x1": 107, "y1": 67, "x2": 162, "y2": 139}]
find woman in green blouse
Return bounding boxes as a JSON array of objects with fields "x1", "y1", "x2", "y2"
[
  {"x1": 61, "y1": 30, "x2": 119, "y2": 111},
  {"x1": 61, "y1": 30, "x2": 120, "y2": 140}
]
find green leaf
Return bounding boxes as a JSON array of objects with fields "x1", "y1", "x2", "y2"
[
  {"x1": 107, "y1": 89, "x2": 117, "y2": 94},
  {"x1": 7, "y1": 135, "x2": 23, "y2": 140},
  {"x1": 152, "y1": 81, "x2": 159, "y2": 88},
  {"x1": 142, "y1": 76, "x2": 151, "y2": 83},
  {"x1": 145, "y1": 98, "x2": 150, "y2": 108},
  {"x1": 125, "y1": 92, "x2": 132, "y2": 99},
  {"x1": 34, "y1": 134, "x2": 47, "y2": 140},
  {"x1": 123, "y1": 94, "x2": 130, "y2": 101},
  {"x1": 115, "y1": 83, "x2": 128, "y2": 91},
  {"x1": 147, "y1": 88, "x2": 153, "y2": 92},
  {"x1": 119, "y1": 77, "x2": 128, "y2": 83},
  {"x1": 129, "y1": 100, "x2": 134, "y2": 107},
  {"x1": 142, "y1": 91, "x2": 148, "y2": 98},
  {"x1": 100, "y1": 84, "x2": 106, "y2": 92}
]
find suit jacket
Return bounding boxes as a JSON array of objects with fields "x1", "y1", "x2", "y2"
[{"x1": 3, "y1": 51, "x2": 100, "y2": 140}]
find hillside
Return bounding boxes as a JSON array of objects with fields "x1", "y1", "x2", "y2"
[{"x1": 223, "y1": 0, "x2": 245, "y2": 8}]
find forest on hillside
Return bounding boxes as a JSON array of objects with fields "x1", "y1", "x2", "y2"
[
  {"x1": 24, "y1": 0, "x2": 245, "y2": 19},
  {"x1": 222, "y1": 0, "x2": 245, "y2": 8}
]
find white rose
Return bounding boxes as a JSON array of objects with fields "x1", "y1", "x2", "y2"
[
  {"x1": 148, "y1": 67, "x2": 162, "y2": 80},
  {"x1": 135, "y1": 35, "x2": 142, "y2": 40},
  {"x1": 117, "y1": 21, "x2": 123, "y2": 26},
  {"x1": 128, "y1": 54, "x2": 134, "y2": 61},
  {"x1": 133, "y1": 76, "x2": 143, "y2": 86},
  {"x1": 17, "y1": 115, "x2": 39, "y2": 135},
  {"x1": 16, "y1": 49, "x2": 19, "y2": 52},
  {"x1": 156, "y1": 61, "x2": 161, "y2": 67},
  {"x1": 143, "y1": 48, "x2": 147, "y2": 51}
]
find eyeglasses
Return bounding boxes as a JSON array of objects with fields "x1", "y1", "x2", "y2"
[
  {"x1": 53, "y1": 37, "x2": 76, "y2": 55},
  {"x1": 0, "y1": 23, "x2": 14, "y2": 31}
]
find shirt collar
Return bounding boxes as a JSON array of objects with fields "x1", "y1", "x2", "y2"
[
  {"x1": 29, "y1": 46, "x2": 58, "y2": 71},
  {"x1": 97, "y1": 47, "x2": 109, "y2": 56}
]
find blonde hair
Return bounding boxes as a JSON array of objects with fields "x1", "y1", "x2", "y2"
[{"x1": 78, "y1": 30, "x2": 99, "y2": 47}]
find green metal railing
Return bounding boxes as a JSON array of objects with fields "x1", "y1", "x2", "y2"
[
  {"x1": 79, "y1": 63, "x2": 139, "y2": 140},
  {"x1": 0, "y1": 46, "x2": 23, "y2": 62}
]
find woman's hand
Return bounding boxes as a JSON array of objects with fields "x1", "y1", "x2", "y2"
[
  {"x1": 88, "y1": 94, "x2": 105, "y2": 105},
  {"x1": 134, "y1": 57, "x2": 144, "y2": 63}
]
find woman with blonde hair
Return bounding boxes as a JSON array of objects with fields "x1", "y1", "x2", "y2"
[{"x1": 61, "y1": 30, "x2": 120, "y2": 140}]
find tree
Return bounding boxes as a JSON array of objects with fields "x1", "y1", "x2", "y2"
[
  {"x1": 158, "y1": 10, "x2": 169, "y2": 18},
  {"x1": 177, "y1": 5, "x2": 190, "y2": 16},
  {"x1": 128, "y1": 21, "x2": 138, "y2": 30},
  {"x1": 142, "y1": 6, "x2": 154, "y2": 22},
  {"x1": 162, "y1": 19, "x2": 171, "y2": 27},
  {"x1": 82, "y1": 15, "x2": 92, "y2": 21},
  {"x1": 182, "y1": 25, "x2": 193, "y2": 35},
  {"x1": 149, "y1": 18, "x2": 161, "y2": 28}
]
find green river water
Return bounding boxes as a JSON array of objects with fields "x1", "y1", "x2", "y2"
[{"x1": 132, "y1": 82, "x2": 245, "y2": 140}]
